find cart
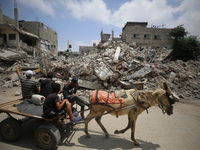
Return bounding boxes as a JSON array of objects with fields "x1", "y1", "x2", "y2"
[{"x1": 0, "y1": 99, "x2": 72, "y2": 150}]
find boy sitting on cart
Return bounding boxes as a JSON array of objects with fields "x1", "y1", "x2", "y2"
[{"x1": 43, "y1": 82, "x2": 82, "y2": 123}]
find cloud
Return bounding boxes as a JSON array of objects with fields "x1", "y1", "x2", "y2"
[
  {"x1": 175, "y1": 0, "x2": 200, "y2": 36},
  {"x1": 58, "y1": 0, "x2": 111, "y2": 23},
  {"x1": 111, "y1": 0, "x2": 178, "y2": 28},
  {"x1": 58, "y1": 0, "x2": 199, "y2": 37},
  {"x1": 112, "y1": 0, "x2": 200, "y2": 37},
  {"x1": 18, "y1": 0, "x2": 56, "y2": 17},
  {"x1": 73, "y1": 41, "x2": 88, "y2": 51}
]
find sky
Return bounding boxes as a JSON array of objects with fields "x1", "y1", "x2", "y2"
[{"x1": 1, "y1": 0, "x2": 200, "y2": 52}]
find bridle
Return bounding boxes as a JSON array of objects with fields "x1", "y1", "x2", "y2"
[{"x1": 156, "y1": 92, "x2": 175, "y2": 114}]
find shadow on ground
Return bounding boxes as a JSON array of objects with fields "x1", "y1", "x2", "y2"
[{"x1": 59, "y1": 124, "x2": 160, "y2": 150}]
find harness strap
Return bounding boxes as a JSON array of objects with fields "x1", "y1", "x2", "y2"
[
  {"x1": 95, "y1": 90, "x2": 99, "y2": 104},
  {"x1": 130, "y1": 90, "x2": 150, "y2": 114},
  {"x1": 106, "y1": 92, "x2": 109, "y2": 104}
]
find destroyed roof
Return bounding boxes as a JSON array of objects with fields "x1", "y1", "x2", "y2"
[
  {"x1": 0, "y1": 23, "x2": 39, "y2": 40},
  {"x1": 123, "y1": 22, "x2": 148, "y2": 29}
]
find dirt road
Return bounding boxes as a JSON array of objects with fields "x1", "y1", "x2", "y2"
[{"x1": 0, "y1": 89, "x2": 200, "y2": 150}]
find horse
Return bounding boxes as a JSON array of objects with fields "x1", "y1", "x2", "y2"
[{"x1": 84, "y1": 82, "x2": 179, "y2": 145}]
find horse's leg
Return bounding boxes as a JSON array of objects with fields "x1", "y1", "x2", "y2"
[
  {"x1": 95, "y1": 111, "x2": 109, "y2": 137},
  {"x1": 114, "y1": 114, "x2": 131, "y2": 134},
  {"x1": 130, "y1": 113, "x2": 139, "y2": 146}
]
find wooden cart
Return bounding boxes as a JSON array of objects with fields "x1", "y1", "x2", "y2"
[{"x1": 0, "y1": 99, "x2": 69, "y2": 150}]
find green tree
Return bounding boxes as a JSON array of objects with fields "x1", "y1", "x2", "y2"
[
  {"x1": 170, "y1": 25, "x2": 188, "y2": 41},
  {"x1": 168, "y1": 25, "x2": 200, "y2": 61}
]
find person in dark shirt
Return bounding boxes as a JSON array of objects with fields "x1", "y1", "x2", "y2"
[
  {"x1": 43, "y1": 82, "x2": 82, "y2": 123},
  {"x1": 16, "y1": 66, "x2": 40, "y2": 99},
  {"x1": 39, "y1": 72, "x2": 55, "y2": 97},
  {"x1": 63, "y1": 77, "x2": 89, "y2": 118}
]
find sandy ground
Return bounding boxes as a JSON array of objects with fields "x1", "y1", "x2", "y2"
[{"x1": 0, "y1": 87, "x2": 200, "y2": 150}]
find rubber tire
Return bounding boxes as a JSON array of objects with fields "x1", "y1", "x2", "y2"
[
  {"x1": 35, "y1": 124, "x2": 61, "y2": 150},
  {"x1": 0, "y1": 118, "x2": 22, "y2": 142}
]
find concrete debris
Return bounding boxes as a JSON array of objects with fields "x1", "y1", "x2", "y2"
[
  {"x1": 94, "y1": 63, "x2": 114, "y2": 81},
  {"x1": 78, "y1": 79, "x2": 102, "y2": 90},
  {"x1": 113, "y1": 47, "x2": 121, "y2": 63},
  {"x1": 0, "y1": 41, "x2": 200, "y2": 102},
  {"x1": 72, "y1": 64, "x2": 90, "y2": 76},
  {"x1": 126, "y1": 64, "x2": 152, "y2": 80},
  {"x1": 0, "y1": 49, "x2": 27, "y2": 61}
]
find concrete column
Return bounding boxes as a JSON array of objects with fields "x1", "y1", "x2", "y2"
[
  {"x1": 101, "y1": 30, "x2": 103, "y2": 42},
  {"x1": 112, "y1": 30, "x2": 114, "y2": 41},
  {"x1": 0, "y1": 8, "x2": 3, "y2": 24},
  {"x1": 14, "y1": 8, "x2": 18, "y2": 27}
]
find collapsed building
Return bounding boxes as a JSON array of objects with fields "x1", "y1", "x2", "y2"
[
  {"x1": 1, "y1": 39, "x2": 199, "y2": 103},
  {"x1": 0, "y1": 2, "x2": 57, "y2": 56}
]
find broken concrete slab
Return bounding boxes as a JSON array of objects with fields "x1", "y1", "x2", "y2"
[
  {"x1": 72, "y1": 64, "x2": 90, "y2": 76},
  {"x1": 126, "y1": 64, "x2": 152, "y2": 80},
  {"x1": 20, "y1": 66, "x2": 39, "y2": 71},
  {"x1": 0, "y1": 49, "x2": 27, "y2": 61},
  {"x1": 78, "y1": 79, "x2": 102, "y2": 89},
  {"x1": 119, "y1": 80, "x2": 144, "y2": 90},
  {"x1": 94, "y1": 64, "x2": 114, "y2": 81},
  {"x1": 113, "y1": 47, "x2": 120, "y2": 63}
]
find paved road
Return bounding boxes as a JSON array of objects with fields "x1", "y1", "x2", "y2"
[{"x1": 0, "y1": 93, "x2": 200, "y2": 150}]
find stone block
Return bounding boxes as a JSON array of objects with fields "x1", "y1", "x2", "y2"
[
  {"x1": 126, "y1": 64, "x2": 152, "y2": 80},
  {"x1": 94, "y1": 64, "x2": 114, "y2": 81},
  {"x1": 78, "y1": 79, "x2": 102, "y2": 90},
  {"x1": 113, "y1": 47, "x2": 120, "y2": 63},
  {"x1": 72, "y1": 64, "x2": 90, "y2": 76},
  {"x1": 0, "y1": 49, "x2": 27, "y2": 61},
  {"x1": 120, "y1": 80, "x2": 144, "y2": 90}
]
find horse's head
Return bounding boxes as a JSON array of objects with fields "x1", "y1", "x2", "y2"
[{"x1": 153, "y1": 82, "x2": 179, "y2": 115}]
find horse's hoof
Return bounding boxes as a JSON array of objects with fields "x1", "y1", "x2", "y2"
[
  {"x1": 105, "y1": 134, "x2": 109, "y2": 138},
  {"x1": 114, "y1": 130, "x2": 119, "y2": 134}
]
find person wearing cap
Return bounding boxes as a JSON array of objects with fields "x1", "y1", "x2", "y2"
[
  {"x1": 43, "y1": 82, "x2": 82, "y2": 123},
  {"x1": 63, "y1": 77, "x2": 90, "y2": 118},
  {"x1": 16, "y1": 66, "x2": 40, "y2": 99},
  {"x1": 39, "y1": 72, "x2": 55, "y2": 98}
]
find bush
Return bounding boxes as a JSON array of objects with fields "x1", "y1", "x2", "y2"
[{"x1": 168, "y1": 25, "x2": 200, "y2": 61}]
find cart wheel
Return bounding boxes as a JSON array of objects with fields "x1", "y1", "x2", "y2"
[
  {"x1": 35, "y1": 124, "x2": 61, "y2": 150},
  {"x1": 0, "y1": 118, "x2": 22, "y2": 142}
]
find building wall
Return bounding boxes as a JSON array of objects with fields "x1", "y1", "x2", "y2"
[
  {"x1": 38, "y1": 22, "x2": 58, "y2": 55},
  {"x1": 0, "y1": 26, "x2": 19, "y2": 46},
  {"x1": 19, "y1": 21, "x2": 58, "y2": 55},
  {"x1": 19, "y1": 21, "x2": 39, "y2": 35},
  {"x1": 122, "y1": 22, "x2": 173, "y2": 49},
  {"x1": 79, "y1": 46, "x2": 95, "y2": 54}
]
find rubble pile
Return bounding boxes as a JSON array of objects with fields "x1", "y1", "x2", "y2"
[{"x1": 0, "y1": 41, "x2": 200, "y2": 101}]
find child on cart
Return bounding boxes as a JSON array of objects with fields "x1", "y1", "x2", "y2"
[{"x1": 43, "y1": 82, "x2": 82, "y2": 123}]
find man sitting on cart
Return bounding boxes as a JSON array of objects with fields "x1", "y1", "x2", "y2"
[
  {"x1": 43, "y1": 82, "x2": 82, "y2": 123},
  {"x1": 63, "y1": 77, "x2": 90, "y2": 118},
  {"x1": 16, "y1": 66, "x2": 40, "y2": 100},
  {"x1": 39, "y1": 72, "x2": 55, "y2": 98}
]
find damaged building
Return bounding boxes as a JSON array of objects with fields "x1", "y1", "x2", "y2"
[
  {"x1": 101, "y1": 22, "x2": 173, "y2": 50},
  {"x1": 0, "y1": 2, "x2": 58, "y2": 56},
  {"x1": 121, "y1": 22, "x2": 173, "y2": 49},
  {"x1": 19, "y1": 21, "x2": 58, "y2": 56}
]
